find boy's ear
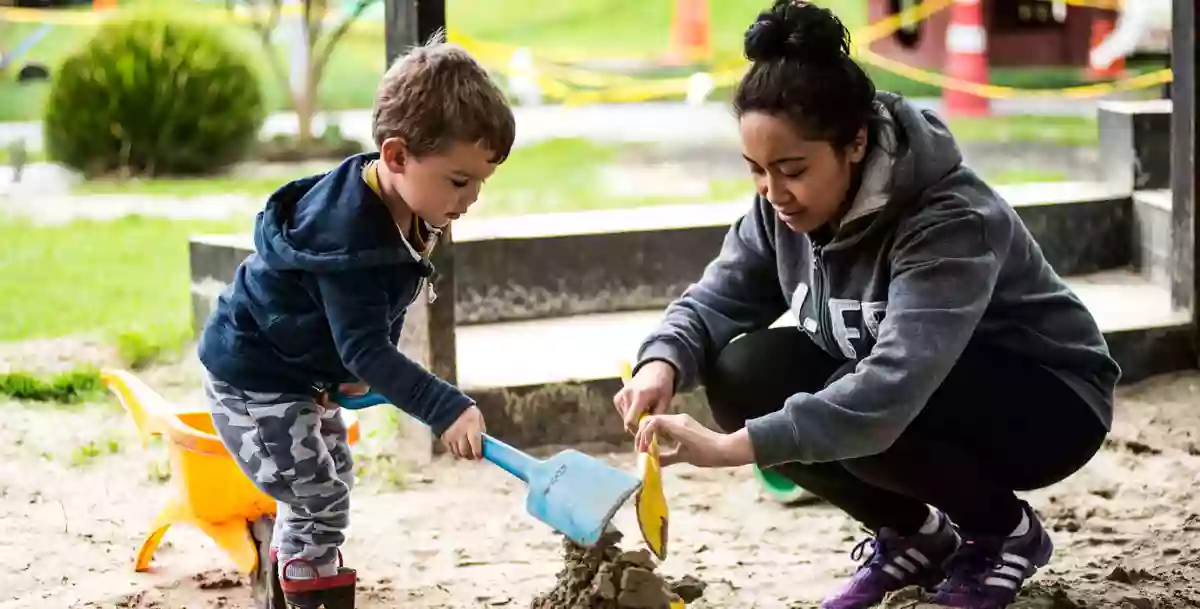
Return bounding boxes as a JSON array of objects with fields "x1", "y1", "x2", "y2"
[
  {"x1": 380, "y1": 137, "x2": 409, "y2": 174},
  {"x1": 848, "y1": 126, "x2": 869, "y2": 163}
]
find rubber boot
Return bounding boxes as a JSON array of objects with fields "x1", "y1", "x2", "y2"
[{"x1": 279, "y1": 557, "x2": 357, "y2": 609}]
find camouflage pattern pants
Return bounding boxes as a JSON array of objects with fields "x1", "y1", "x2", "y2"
[{"x1": 203, "y1": 369, "x2": 354, "y2": 570}]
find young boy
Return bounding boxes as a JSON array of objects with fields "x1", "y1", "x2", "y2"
[{"x1": 198, "y1": 37, "x2": 515, "y2": 608}]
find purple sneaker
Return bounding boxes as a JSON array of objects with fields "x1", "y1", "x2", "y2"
[
  {"x1": 820, "y1": 511, "x2": 960, "y2": 609},
  {"x1": 934, "y1": 502, "x2": 1054, "y2": 609}
]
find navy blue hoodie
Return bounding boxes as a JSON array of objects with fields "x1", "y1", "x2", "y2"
[{"x1": 197, "y1": 153, "x2": 472, "y2": 437}]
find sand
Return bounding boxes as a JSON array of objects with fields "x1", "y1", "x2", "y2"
[
  {"x1": 529, "y1": 529, "x2": 705, "y2": 609},
  {"x1": 4, "y1": 361, "x2": 1200, "y2": 608}
]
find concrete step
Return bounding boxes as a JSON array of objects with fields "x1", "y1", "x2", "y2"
[
  {"x1": 190, "y1": 181, "x2": 1137, "y2": 329},
  {"x1": 460, "y1": 269, "x2": 1194, "y2": 448}
]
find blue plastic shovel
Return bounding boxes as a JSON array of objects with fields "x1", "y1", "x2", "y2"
[{"x1": 332, "y1": 391, "x2": 642, "y2": 547}]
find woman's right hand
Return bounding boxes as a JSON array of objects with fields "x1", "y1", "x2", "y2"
[{"x1": 613, "y1": 361, "x2": 677, "y2": 434}]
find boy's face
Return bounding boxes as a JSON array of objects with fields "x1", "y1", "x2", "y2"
[{"x1": 380, "y1": 138, "x2": 499, "y2": 228}]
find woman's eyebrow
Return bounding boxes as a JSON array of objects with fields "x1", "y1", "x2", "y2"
[{"x1": 741, "y1": 154, "x2": 807, "y2": 165}]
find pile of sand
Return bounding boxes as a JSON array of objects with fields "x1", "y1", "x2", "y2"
[{"x1": 530, "y1": 529, "x2": 707, "y2": 609}]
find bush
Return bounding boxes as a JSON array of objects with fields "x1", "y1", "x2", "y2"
[{"x1": 43, "y1": 13, "x2": 266, "y2": 177}]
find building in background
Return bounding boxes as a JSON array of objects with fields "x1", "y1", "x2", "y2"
[{"x1": 867, "y1": 0, "x2": 1168, "y2": 71}]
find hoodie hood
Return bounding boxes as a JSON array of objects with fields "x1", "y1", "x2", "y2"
[
  {"x1": 833, "y1": 92, "x2": 965, "y2": 245},
  {"x1": 253, "y1": 152, "x2": 433, "y2": 275}
]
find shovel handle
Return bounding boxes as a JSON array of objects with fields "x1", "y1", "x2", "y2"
[
  {"x1": 482, "y1": 434, "x2": 538, "y2": 484},
  {"x1": 328, "y1": 390, "x2": 388, "y2": 410},
  {"x1": 330, "y1": 391, "x2": 538, "y2": 483}
]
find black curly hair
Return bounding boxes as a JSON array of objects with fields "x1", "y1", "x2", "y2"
[{"x1": 734, "y1": 1, "x2": 878, "y2": 152}]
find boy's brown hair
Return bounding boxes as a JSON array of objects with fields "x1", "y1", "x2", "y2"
[{"x1": 373, "y1": 31, "x2": 516, "y2": 164}]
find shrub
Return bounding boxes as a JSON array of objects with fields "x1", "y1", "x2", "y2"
[{"x1": 43, "y1": 13, "x2": 266, "y2": 177}]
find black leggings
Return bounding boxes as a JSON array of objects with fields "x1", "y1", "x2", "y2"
[{"x1": 706, "y1": 327, "x2": 1108, "y2": 537}]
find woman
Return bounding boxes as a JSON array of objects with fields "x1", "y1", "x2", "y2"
[{"x1": 612, "y1": 3, "x2": 1118, "y2": 609}]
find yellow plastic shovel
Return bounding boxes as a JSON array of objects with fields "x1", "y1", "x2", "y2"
[{"x1": 621, "y1": 361, "x2": 669, "y2": 561}]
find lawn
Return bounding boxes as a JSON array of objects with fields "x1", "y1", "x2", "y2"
[
  {"x1": 0, "y1": 0, "x2": 1157, "y2": 123},
  {"x1": 947, "y1": 114, "x2": 1099, "y2": 146},
  {"x1": 73, "y1": 138, "x2": 753, "y2": 214},
  {"x1": 1, "y1": 0, "x2": 791, "y2": 122},
  {"x1": 0, "y1": 214, "x2": 247, "y2": 345},
  {"x1": 71, "y1": 118, "x2": 1092, "y2": 201},
  {"x1": 1, "y1": 131, "x2": 1069, "y2": 354}
]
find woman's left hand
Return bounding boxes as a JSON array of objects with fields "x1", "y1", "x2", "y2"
[{"x1": 635, "y1": 414, "x2": 756, "y2": 468}]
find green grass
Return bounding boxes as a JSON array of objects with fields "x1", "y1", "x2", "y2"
[
  {"x1": 2, "y1": 0, "x2": 784, "y2": 122},
  {"x1": 71, "y1": 138, "x2": 755, "y2": 213},
  {"x1": 67, "y1": 122, "x2": 1092, "y2": 205},
  {"x1": 0, "y1": 368, "x2": 103, "y2": 403},
  {"x1": 987, "y1": 169, "x2": 1069, "y2": 184},
  {"x1": 74, "y1": 173, "x2": 302, "y2": 197},
  {"x1": 0, "y1": 214, "x2": 248, "y2": 343},
  {"x1": 0, "y1": 0, "x2": 1157, "y2": 124},
  {"x1": 0, "y1": 145, "x2": 46, "y2": 165},
  {"x1": 947, "y1": 115, "x2": 1098, "y2": 146}
]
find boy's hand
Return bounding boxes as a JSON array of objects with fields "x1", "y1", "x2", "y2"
[
  {"x1": 440, "y1": 405, "x2": 485, "y2": 460},
  {"x1": 337, "y1": 381, "x2": 370, "y2": 396},
  {"x1": 319, "y1": 381, "x2": 370, "y2": 410}
]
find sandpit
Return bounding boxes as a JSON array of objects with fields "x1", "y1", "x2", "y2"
[{"x1": 530, "y1": 529, "x2": 707, "y2": 609}]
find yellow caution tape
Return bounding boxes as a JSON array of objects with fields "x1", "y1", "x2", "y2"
[{"x1": 2, "y1": 0, "x2": 1161, "y2": 103}]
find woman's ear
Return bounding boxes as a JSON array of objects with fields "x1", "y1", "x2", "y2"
[
  {"x1": 848, "y1": 126, "x2": 869, "y2": 164},
  {"x1": 380, "y1": 137, "x2": 408, "y2": 174}
]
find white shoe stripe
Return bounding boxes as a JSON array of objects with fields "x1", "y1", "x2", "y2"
[
  {"x1": 883, "y1": 564, "x2": 906, "y2": 580},
  {"x1": 995, "y1": 565, "x2": 1024, "y2": 579},
  {"x1": 893, "y1": 556, "x2": 919, "y2": 573},
  {"x1": 1002, "y1": 553, "x2": 1032, "y2": 569},
  {"x1": 985, "y1": 576, "x2": 1020, "y2": 589},
  {"x1": 906, "y1": 548, "x2": 931, "y2": 567}
]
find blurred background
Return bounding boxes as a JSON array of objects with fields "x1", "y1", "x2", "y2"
[{"x1": 0, "y1": 0, "x2": 1177, "y2": 387}]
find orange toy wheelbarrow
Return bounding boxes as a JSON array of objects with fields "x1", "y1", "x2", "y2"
[{"x1": 101, "y1": 370, "x2": 361, "y2": 608}]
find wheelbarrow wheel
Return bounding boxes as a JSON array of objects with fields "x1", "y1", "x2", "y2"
[{"x1": 249, "y1": 516, "x2": 286, "y2": 609}]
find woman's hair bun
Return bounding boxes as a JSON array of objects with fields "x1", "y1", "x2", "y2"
[{"x1": 744, "y1": 1, "x2": 851, "y2": 65}]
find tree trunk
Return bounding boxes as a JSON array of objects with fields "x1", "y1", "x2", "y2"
[{"x1": 294, "y1": 83, "x2": 316, "y2": 148}]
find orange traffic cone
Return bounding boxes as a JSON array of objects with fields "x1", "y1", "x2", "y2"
[
  {"x1": 1086, "y1": 13, "x2": 1126, "y2": 81},
  {"x1": 942, "y1": 0, "x2": 990, "y2": 117},
  {"x1": 667, "y1": 0, "x2": 711, "y2": 65}
]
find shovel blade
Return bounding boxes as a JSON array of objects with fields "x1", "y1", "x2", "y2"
[
  {"x1": 526, "y1": 449, "x2": 641, "y2": 547},
  {"x1": 636, "y1": 448, "x2": 669, "y2": 560}
]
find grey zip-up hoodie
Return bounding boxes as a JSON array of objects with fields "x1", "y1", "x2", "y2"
[{"x1": 635, "y1": 92, "x2": 1120, "y2": 468}]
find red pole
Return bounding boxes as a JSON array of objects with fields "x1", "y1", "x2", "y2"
[{"x1": 942, "y1": 0, "x2": 991, "y2": 116}]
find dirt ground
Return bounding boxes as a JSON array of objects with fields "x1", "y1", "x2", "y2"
[{"x1": 3, "y1": 356, "x2": 1200, "y2": 609}]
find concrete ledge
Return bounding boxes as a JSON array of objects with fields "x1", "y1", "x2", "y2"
[
  {"x1": 190, "y1": 183, "x2": 1135, "y2": 328},
  {"x1": 456, "y1": 270, "x2": 1193, "y2": 448},
  {"x1": 470, "y1": 321, "x2": 1194, "y2": 449},
  {"x1": 1131, "y1": 190, "x2": 1172, "y2": 290},
  {"x1": 1098, "y1": 99, "x2": 1172, "y2": 192},
  {"x1": 453, "y1": 183, "x2": 1132, "y2": 324},
  {"x1": 472, "y1": 379, "x2": 716, "y2": 451}
]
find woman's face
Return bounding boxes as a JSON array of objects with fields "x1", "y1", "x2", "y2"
[{"x1": 739, "y1": 111, "x2": 867, "y2": 233}]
